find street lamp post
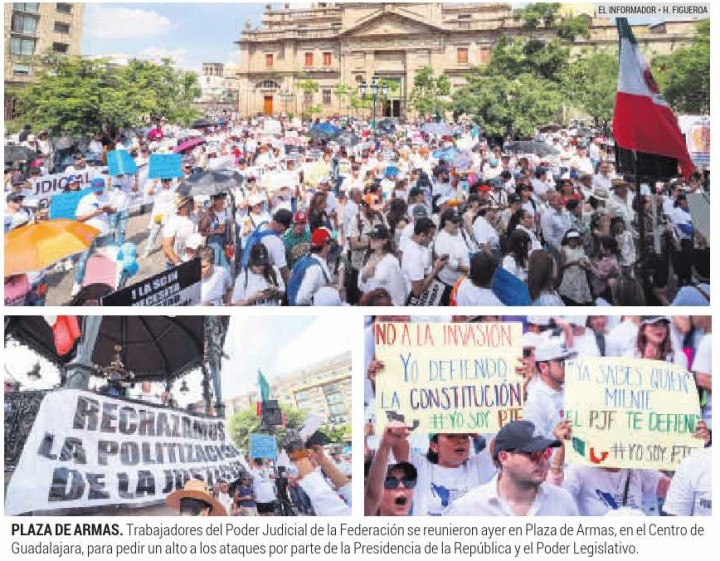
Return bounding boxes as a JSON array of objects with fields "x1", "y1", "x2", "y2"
[
  {"x1": 359, "y1": 76, "x2": 389, "y2": 135},
  {"x1": 279, "y1": 89, "x2": 294, "y2": 116}
]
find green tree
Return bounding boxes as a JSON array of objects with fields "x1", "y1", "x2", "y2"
[
  {"x1": 514, "y1": 3, "x2": 589, "y2": 41},
  {"x1": 566, "y1": 50, "x2": 618, "y2": 129},
  {"x1": 333, "y1": 83, "x2": 351, "y2": 114},
  {"x1": 227, "y1": 403, "x2": 308, "y2": 454},
  {"x1": 295, "y1": 75, "x2": 319, "y2": 119},
  {"x1": 17, "y1": 54, "x2": 201, "y2": 136},
  {"x1": 409, "y1": 66, "x2": 450, "y2": 119},
  {"x1": 653, "y1": 19, "x2": 710, "y2": 114},
  {"x1": 453, "y1": 73, "x2": 563, "y2": 138},
  {"x1": 349, "y1": 92, "x2": 372, "y2": 120},
  {"x1": 323, "y1": 424, "x2": 352, "y2": 445}
]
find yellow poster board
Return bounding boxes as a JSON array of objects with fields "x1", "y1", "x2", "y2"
[
  {"x1": 374, "y1": 322, "x2": 523, "y2": 434},
  {"x1": 564, "y1": 356, "x2": 703, "y2": 471}
]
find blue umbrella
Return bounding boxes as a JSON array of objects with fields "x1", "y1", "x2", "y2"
[
  {"x1": 432, "y1": 147, "x2": 459, "y2": 162},
  {"x1": 313, "y1": 123, "x2": 340, "y2": 135},
  {"x1": 420, "y1": 122, "x2": 453, "y2": 136}
]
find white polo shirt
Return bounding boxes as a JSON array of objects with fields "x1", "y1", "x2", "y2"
[
  {"x1": 443, "y1": 474, "x2": 579, "y2": 516},
  {"x1": 663, "y1": 447, "x2": 711, "y2": 516},
  {"x1": 523, "y1": 381, "x2": 564, "y2": 440}
]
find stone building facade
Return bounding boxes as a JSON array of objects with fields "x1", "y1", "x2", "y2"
[
  {"x1": 235, "y1": 2, "x2": 700, "y2": 118},
  {"x1": 4, "y1": 2, "x2": 85, "y2": 117}
]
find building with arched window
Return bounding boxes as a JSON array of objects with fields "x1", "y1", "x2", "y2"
[{"x1": 235, "y1": 2, "x2": 701, "y2": 118}]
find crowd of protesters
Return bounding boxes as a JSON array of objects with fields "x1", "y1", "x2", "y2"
[
  {"x1": 364, "y1": 315, "x2": 712, "y2": 516},
  {"x1": 4, "y1": 114, "x2": 709, "y2": 306}
]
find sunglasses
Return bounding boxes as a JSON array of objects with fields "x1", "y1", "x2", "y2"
[
  {"x1": 508, "y1": 448, "x2": 553, "y2": 462},
  {"x1": 384, "y1": 477, "x2": 417, "y2": 490}
]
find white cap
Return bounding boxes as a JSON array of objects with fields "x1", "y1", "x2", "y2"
[
  {"x1": 522, "y1": 331, "x2": 545, "y2": 349},
  {"x1": 535, "y1": 338, "x2": 576, "y2": 362},
  {"x1": 247, "y1": 193, "x2": 265, "y2": 207},
  {"x1": 526, "y1": 316, "x2": 552, "y2": 327}
]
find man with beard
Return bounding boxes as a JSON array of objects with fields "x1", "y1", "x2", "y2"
[{"x1": 443, "y1": 420, "x2": 578, "y2": 516}]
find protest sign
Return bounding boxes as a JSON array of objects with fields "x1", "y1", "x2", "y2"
[
  {"x1": 249, "y1": 434, "x2": 278, "y2": 460},
  {"x1": 564, "y1": 356, "x2": 703, "y2": 471},
  {"x1": 49, "y1": 187, "x2": 94, "y2": 220},
  {"x1": 374, "y1": 322, "x2": 524, "y2": 434},
  {"x1": 148, "y1": 154, "x2": 183, "y2": 179},
  {"x1": 687, "y1": 192, "x2": 710, "y2": 244},
  {"x1": 4, "y1": 389, "x2": 248, "y2": 515},
  {"x1": 107, "y1": 150, "x2": 138, "y2": 176},
  {"x1": 102, "y1": 259, "x2": 201, "y2": 307},
  {"x1": 26, "y1": 168, "x2": 102, "y2": 209}
]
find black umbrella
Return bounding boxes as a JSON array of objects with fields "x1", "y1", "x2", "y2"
[
  {"x1": 177, "y1": 169, "x2": 244, "y2": 197},
  {"x1": 334, "y1": 131, "x2": 360, "y2": 147},
  {"x1": 191, "y1": 118, "x2": 217, "y2": 129},
  {"x1": 539, "y1": 123, "x2": 562, "y2": 133},
  {"x1": 4, "y1": 145, "x2": 39, "y2": 164},
  {"x1": 4, "y1": 316, "x2": 206, "y2": 383},
  {"x1": 503, "y1": 141, "x2": 559, "y2": 157}
]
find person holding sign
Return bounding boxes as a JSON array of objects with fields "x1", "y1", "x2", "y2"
[
  {"x1": 165, "y1": 478, "x2": 227, "y2": 517},
  {"x1": 401, "y1": 217, "x2": 447, "y2": 306},
  {"x1": 72, "y1": 178, "x2": 115, "y2": 296},
  {"x1": 142, "y1": 178, "x2": 176, "y2": 259},
  {"x1": 443, "y1": 420, "x2": 578, "y2": 516}
]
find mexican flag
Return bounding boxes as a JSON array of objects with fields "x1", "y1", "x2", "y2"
[{"x1": 613, "y1": 18, "x2": 695, "y2": 177}]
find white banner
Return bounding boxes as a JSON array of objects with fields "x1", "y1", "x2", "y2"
[{"x1": 5, "y1": 390, "x2": 249, "y2": 515}]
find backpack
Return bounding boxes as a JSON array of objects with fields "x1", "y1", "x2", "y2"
[
  {"x1": 240, "y1": 222, "x2": 278, "y2": 269},
  {"x1": 286, "y1": 254, "x2": 329, "y2": 306}
]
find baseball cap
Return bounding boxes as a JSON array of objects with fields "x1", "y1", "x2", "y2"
[
  {"x1": 311, "y1": 227, "x2": 332, "y2": 248},
  {"x1": 293, "y1": 211, "x2": 308, "y2": 224},
  {"x1": 508, "y1": 194, "x2": 521, "y2": 204},
  {"x1": 411, "y1": 205, "x2": 429, "y2": 219},
  {"x1": 535, "y1": 339, "x2": 576, "y2": 362},
  {"x1": 640, "y1": 316, "x2": 671, "y2": 326},
  {"x1": 185, "y1": 233, "x2": 205, "y2": 250},
  {"x1": 493, "y1": 420, "x2": 561, "y2": 461},
  {"x1": 91, "y1": 177, "x2": 106, "y2": 190},
  {"x1": 566, "y1": 315, "x2": 587, "y2": 327}
]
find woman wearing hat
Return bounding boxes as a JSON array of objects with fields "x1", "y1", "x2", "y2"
[
  {"x1": 357, "y1": 224, "x2": 406, "y2": 306},
  {"x1": 625, "y1": 316, "x2": 687, "y2": 367},
  {"x1": 199, "y1": 193, "x2": 233, "y2": 272},
  {"x1": 165, "y1": 478, "x2": 227, "y2": 516},
  {"x1": 231, "y1": 242, "x2": 284, "y2": 306}
]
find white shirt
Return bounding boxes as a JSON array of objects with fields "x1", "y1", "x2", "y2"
[
  {"x1": 409, "y1": 447, "x2": 496, "y2": 516},
  {"x1": 662, "y1": 447, "x2": 712, "y2": 516},
  {"x1": 472, "y1": 216, "x2": 499, "y2": 250},
  {"x1": 75, "y1": 192, "x2": 111, "y2": 235},
  {"x1": 401, "y1": 238, "x2": 431, "y2": 295},
  {"x1": 295, "y1": 255, "x2": 332, "y2": 305},
  {"x1": 443, "y1": 474, "x2": 579, "y2": 516},
  {"x1": 523, "y1": 380, "x2": 564, "y2": 440},
  {"x1": 298, "y1": 471, "x2": 351, "y2": 516},
  {"x1": 200, "y1": 266, "x2": 231, "y2": 306},
  {"x1": 231, "y1": 267, "x2": 284, "y2": 305},
  {"x1": 455, "y1": 279, "x2": 504, "y2": 306},
  {"x1": 358, "y1": 253, "x2": 407, "y2": 306},
  {"x1": 163, "y1": 214, "x2": 198, "y2": 260},
  {"x1": 501, "y1": 254, "x2": 527, "y2": 283},
  {"x1": 258, "y1": 226, "x2": 287, "y2": 269},
  {"x1": 149, "y1": 187, "x2": 176, "y2": 225},
  {"x1": 605, "y1": 320, "x2": 639, "y2": 358},
  {"x1": 251, "y1": 466, "x2": 276, "y2": 503},
  {"x1": 434, "y1": 229, "x2": 470, "y2": 286},
  {"x1": 563, "y1": 466, "x2": 663, "y2": 516}
]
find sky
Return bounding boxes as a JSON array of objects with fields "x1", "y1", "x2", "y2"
[
  {"x1": 81, "y1": 2, "x2": 268, "y2": 73},
  {"x1": 4, "y1": 315, "x2": 353, "y2": 407}
]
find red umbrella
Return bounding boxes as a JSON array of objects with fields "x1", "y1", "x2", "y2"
[{"x1": 173, "y1": 137, "x2": 206, "y2": 153}]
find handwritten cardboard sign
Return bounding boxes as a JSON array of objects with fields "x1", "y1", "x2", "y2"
[
  {"x1": 564, "y1": 356, "x2": 703, "y2": 470},
  {"x1": 374, "y1": 322, "x2": 524, "y2": 434}
]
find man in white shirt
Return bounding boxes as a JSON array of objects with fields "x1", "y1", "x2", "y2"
[
  {"x1": 523, "y1": 339, "x2": 575, "y2": 440},
  {"x1": 72, "y1": 177, "x2": 115, "y2": 296},
  {"x1": 541, "y1": 192, "x2": 572, "y2": 253},
  {"x1": 443, "y1": 420, "x2": 578, "y2": 516},
  {"x1": 663, "y1": 447, "x2": 711, "y2": 516},
  {"x1": 401, "y1": 217, "x2": 447, "y2": 305}
]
